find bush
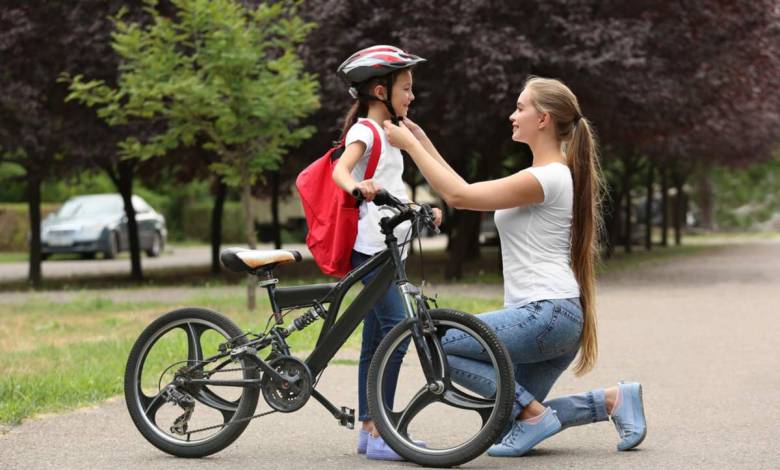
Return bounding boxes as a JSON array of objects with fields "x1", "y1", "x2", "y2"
[{"x1": 0, "y1": 203, "x2": 60, "y2": 251}]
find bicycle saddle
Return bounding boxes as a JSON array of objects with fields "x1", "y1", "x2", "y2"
[{"x1": 220, "y1": 247, "x2": 302, "y2": 273}]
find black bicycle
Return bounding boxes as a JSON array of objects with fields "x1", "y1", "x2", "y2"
[{"x1": 124, "y1": 190, "x2": 515, "y2": 467}]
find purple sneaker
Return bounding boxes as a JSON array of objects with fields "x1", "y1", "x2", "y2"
[
  {"x1": 365, "y1": 433, "x2": 426, "y2": 461},
  {"x1": 357, "y1": 428, "x2": 370, "y2": 454},
  {"x1": 366, "y1": 433, "x2": 404, "y2": 461}
]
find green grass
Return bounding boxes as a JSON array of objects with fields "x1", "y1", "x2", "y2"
[
  {"x1": 0, "y1": 252, "x2": 28, "y2": 263},
  {"x1": 0, "y1": 290, "x2": 503, "y2": 426}
]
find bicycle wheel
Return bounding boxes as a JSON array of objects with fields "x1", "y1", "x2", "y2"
[
  {"x1": 367, "y1": 308, "x2": 514, "y2": 467},
  {"x1": 124, "y1": 307, "x2": 260, "y2": 458}
]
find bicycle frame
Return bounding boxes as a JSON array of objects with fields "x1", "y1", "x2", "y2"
[{"x1": 183, "y1": 210, "x2": 440, "y2": 429}]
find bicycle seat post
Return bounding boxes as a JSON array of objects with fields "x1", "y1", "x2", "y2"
[{"x1": 256, "y1": 269, "x2": 282, "y2": 324}]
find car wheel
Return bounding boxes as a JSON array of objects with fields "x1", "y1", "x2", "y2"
[
  {"x1": 41, "y1": 253, "x2": 50, "y2": 261},
  {"x1": 80, "y1": 252, "x2": 96, "y2": 260},
  {"x1": 145, "y1": 232, "x2": 163, "y2": 258},
  {"x1": 104, "y1": 232, "x2": 119, "y2": 260}
]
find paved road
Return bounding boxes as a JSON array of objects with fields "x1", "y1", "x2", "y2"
[
  {"x1": 2, "y1": 241, "x2": 780, "y2": 469},
  {"x1": 0, "y1": 237, "x2": 451, "y2": 283}
]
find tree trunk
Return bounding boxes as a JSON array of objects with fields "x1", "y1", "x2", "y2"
[
  {"x1": 673, "y1": 174, "x2": 686, "y2": 246},
  {"x1": 113, "y1": 160, "x2": 143, "y2": 281},
  {"x1": 695, "y1": 168, "x2": 716, "y2": 231},
  {"x1": 603, "y1": 184, "x2": 622, "y2": 259},
  {"x1": 444, "y1": 210, "x2": 481, "y2": 280},
  {"x1": 622, "y1": 155, "x2": 635, "y2": 254},
  {"x1": 210, "y1": 178, "x2": 227, "y2": 275},
  {"x1": 241, "y1": 181, "x2": 257, "y2": 310},
  {"x1": 660, "y1": 167, "x2": 669, "y2": 247},
  {"x1": 271, "y1": 171, "x2": 281, "y2": 249},
  {"x1": 27, "y1": 173, "x2": 43, "y2": 288},
  {"x1": 644, "y1": 161, "x2": 654, "y2": 251}
]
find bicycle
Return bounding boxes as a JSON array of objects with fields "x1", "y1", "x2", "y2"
[{"x1": 124, "y1": 190, "x2": 515, "y2": 467}]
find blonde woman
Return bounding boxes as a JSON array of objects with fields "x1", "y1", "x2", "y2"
[{"x1": 383, "y1": 77, "x2": 647, "y2": 457}]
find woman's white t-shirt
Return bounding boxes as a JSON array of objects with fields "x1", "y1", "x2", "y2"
[
  {"x1": 345, "y1": 118, "x2": 411, "y2": 256},
  {"x1": 494, "y1": 162, "x2": 580, "y2": 307}
]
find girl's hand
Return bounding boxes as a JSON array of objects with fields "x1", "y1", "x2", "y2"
[
  {"x1": 432, "y1": 207, "x2": 443, "y2": 227},
  {"x1": 353, "y1": 179, "x2": 381, "y2": 202},
  {"x1": 402, "y1": 117, "x2": 427, "y2": 141},
  {"x1": 383, "y1": 120, "x2": 418, "y2": 150}
]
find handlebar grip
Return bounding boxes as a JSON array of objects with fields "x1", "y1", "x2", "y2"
[
  {"x1": 372, "y1": 189, "x2": 393, "y2": 206},
  {"x1": 352, "y1": 188, "x2": 395, "y2": 206}
]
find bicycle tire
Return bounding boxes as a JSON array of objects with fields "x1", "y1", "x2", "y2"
[
  {"x1": 367, "y1": 308, "x2": 514, "y2": 467},
  {"x1": 124, "y1": 307, "x2": 260, "y2": 458}
]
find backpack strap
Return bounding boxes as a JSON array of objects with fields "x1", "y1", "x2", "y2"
[{"x1": 358, "y1": 119, "x2": 382, "y2": 180}]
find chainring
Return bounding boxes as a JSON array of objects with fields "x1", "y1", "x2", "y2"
[{"x1": 261, "y1": 356, "x2": 313, "y2": 413}]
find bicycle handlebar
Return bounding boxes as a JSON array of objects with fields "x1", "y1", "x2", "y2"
[{"x1": 351, "y1": 188, "x2": 439, "y2": 235}]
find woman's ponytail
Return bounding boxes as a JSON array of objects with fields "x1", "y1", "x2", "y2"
[
  {"x1": 525, "y1": 76, "x2": 605, "y2": 376},
  {"x1": 566, "y1": 116, "x2": 604, "y2": 376}
]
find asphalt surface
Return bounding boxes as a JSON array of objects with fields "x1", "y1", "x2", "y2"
[{"x1": 2, "y1": 241, "x2": 780, "y2": 469}]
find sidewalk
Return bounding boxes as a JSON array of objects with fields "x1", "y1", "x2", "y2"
[{"x1": 2, "y1": 242, "x2": 780, "y2": 468}]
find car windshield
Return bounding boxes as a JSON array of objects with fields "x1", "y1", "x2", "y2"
[{"x1": 57, "y1": 197, "x2": 123, "y2": 218}]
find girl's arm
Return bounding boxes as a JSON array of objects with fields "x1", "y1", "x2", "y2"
[
  {"x1": 332, "y1": 141, "x2": 382, "y2": 201},
  {"x1": 384, "y1": 121, "x2": 544, "y2": 211}
]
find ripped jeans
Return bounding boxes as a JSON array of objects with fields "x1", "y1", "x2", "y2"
[{"x1": 441, "y1": 298, "x2": 609, "y2": 429}]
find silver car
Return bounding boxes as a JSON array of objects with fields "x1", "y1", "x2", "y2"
[{"x1": 41, "y1": 194, "x2": 167, "y2": 260}]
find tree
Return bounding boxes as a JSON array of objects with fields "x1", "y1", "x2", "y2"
[{"x1": 65, "y1": 0, "x2": 319, "y2": 308}]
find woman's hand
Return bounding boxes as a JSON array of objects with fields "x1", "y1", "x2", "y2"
[
  {"x1": 402, "y1": 117, "x2": 427, "y2": 141},
  {"x1": 353, "y1": 179, "x2": 381, "y2": 202},
  {"x1": 383, "y1": 120, "x2": 419, "y2": 150}
]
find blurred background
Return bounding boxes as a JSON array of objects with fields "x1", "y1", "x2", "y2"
[{"x1": 1, "y1": 0, "x2": 778, "y2": 286}]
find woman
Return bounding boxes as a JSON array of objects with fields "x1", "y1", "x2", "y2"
[{"x1": 383, "y1": 77, "x2": 647, "y2": 457}]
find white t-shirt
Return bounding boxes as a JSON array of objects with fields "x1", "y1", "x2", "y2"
[
  {"x1": 494, "y1": 162, "x2": 580, "y2": 307},
  {"x1": 345, "y1": 118, "x2": 412, "y2": 256}
]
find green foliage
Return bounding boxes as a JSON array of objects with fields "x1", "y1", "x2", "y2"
[
  {"x1": 712, "y1": 153, "x2": 780, "y2": 228},
  {"x1": 63, "y1": 0, "x2": 320, "y2": 189}
]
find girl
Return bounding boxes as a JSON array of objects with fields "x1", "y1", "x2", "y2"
[
  {"x1": 383, "y1": 77, "x2": 647, "y2": 457},
  {"x1": 331, "y1": 45, "x2": 441, "y2": 461}
]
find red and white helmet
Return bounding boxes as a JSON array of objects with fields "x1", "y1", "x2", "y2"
[{"x1": 336, "y1": 45, "x2": 426, "y2": 85}]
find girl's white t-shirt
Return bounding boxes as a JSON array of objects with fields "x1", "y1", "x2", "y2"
[
  {"x1": 494, "y1": 162, "x2": 580, "y2": 307},
  {"x1": 345, "y1": 118, "x2": 412, "y2": 256}
]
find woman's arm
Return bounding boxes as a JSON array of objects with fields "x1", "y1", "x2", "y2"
[
  {"x1": 403, "y1": 118, "x2": 463, "y2": 182},
  {"x1": 332, "y1": 141, "x2": 382, "y2": 201},
  {"x1": 384, "y1": 121, "x2": 544, "y2": 211}
]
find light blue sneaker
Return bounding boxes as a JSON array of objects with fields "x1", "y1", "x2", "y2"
[
  {"x1": 487, "y1": 407, "x2": 561, "y2": 457},
  {"x1": 611, "y1": 382, "x2": 647, "y2": 451},
  {"x1": 357, "y1": 428, "x2": 369, "y2": 454}
]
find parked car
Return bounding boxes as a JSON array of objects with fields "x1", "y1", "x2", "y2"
[{"x1": 40, "y1": 194, "x2": 167, "y2": 260}]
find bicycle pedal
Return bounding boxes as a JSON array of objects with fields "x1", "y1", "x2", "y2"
[{"x1": 339, "y1": 406, "x2": 355, "y2": 430}]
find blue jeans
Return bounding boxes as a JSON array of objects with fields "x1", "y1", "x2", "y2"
[
  {"x1": 351, "y1": 250, "x2": 409, "y2": 422},
  {"x1": 441, "y1": 298, "x2": 609, "y2": 430}
]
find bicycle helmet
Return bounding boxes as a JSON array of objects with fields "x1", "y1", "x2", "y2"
[{"x1": 336, "y1": 45, "x2": 426, "y2": 123}]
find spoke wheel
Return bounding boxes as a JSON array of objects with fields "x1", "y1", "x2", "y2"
[
  {"x1": 124, "y1": 308, "x2": 259, "y2": 458},
  {"x1": 367, "y1": 309, "x2": 514, "y2": 467}
]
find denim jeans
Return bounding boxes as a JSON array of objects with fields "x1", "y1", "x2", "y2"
[
  {"x1": 351, "y1": 250, "x2": 409, "y2": 422},
  {"x1": 441, "y1": 298, "x2": 609, "y2": 430}
]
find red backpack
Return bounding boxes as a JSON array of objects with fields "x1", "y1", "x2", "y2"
[{"x1": 296, "y1": 120, "x2": 382, "y2": 277}]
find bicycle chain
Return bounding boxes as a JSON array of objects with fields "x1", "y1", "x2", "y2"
[
  {"x1": 204, "y1": 367, "x2": 256, "y2": 376},
  {"x1": 185, "y1": 409, "x2": 278, "y2": 437}
]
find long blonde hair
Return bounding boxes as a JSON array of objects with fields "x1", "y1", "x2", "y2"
[{"x1": 524, "y1": 77, "x2": 605, "y2": 376}]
